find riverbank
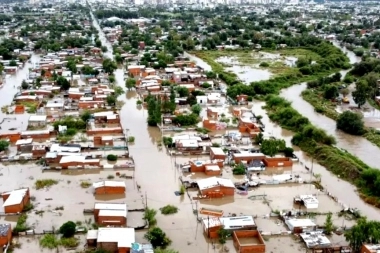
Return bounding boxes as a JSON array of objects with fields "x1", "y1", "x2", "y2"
[
  {"x1": 301, "y1": 88, "x2": 380, "y2": 150},
  {"x1": 264, "y1": 95, "x2": 380, "y2": 206}
]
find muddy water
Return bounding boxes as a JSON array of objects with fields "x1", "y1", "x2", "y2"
[
  {"x1": 0, "y1": 54, "x2": 40, "y2": 117},
  {"x1": 280, "y1": 45, "x2": 380, "y2": 170}
]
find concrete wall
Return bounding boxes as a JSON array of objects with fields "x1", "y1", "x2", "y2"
[
  {"x1": 232, "y1": 230, "x2": 265, "y2": 253},
  {"x1": 95, "y1": 186, "x2": 125, "y2": 195},
  {"x1": 60, "y1": 160, "x2": 100, "y2": 169},
  {"x1": 87, "y1": 128, "x2": 123, "y2": 136},
  {"x1": 97, "y1": 215, "x2": 126, "y2": 226},
  {"x1": 233, "y1": 154, "x2": 266, "y2": 164}
]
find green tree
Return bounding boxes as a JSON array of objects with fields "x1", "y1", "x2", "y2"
[
  {"x1": 345, "y1": 218, "x2": 380, "y2": 252},
  {"x1": 0, "y1": 140, "x2": 9, "y2": 151},
  {"x1": 9, "y1": 60, "x2": 17, "y2": 66},
  {"x1": 114, "y1": 86, "x2": 124, "y2": 97},
  {"x1": 125, "y1": 78, "x2": 136, "y2": 90},
  {"x1": 176, "y1": 86, "x2": 189, "y2": 97},
  {"x1": 324, "y1": 85, "x2": 338, "y2": 100},
  {"x1": 352, "y1": 80, "x2": 369, "y2": 108},
  {"x1": 217, "y1": 226, "x2": 229, "y2": 250},
  {"x1": 191, "y1": 104, "x2": 202, "y2": 116},
  {"x1": 108, "y1": 75, "x2": 115, "y2": 83},
  {"x1": 144, "y1": 227, "x2": 172, "y2": 249},
  {"x1": 56, "y1": 76, "x2": 70, "y2": 90},
  {"x1": 337, "y1": 111, "x2": 365, "y2": 135},
  {"x1": 80, "y1": 110, "x2": 91, "y2": 122},
  {"x1": 147, "y1": 95, "x2": 162, "y2": 126},
  {"x1": 102, "y1": 59, "x2": 117, "y2": 74},
  {"x1": 106, "y1": 95, "x2": 117, "y2": 105},
  {"x1": 59, "y1": 221, "x2": 76, "y2": 238},
  {"x1": 232, "y1": 163, "x2": 246, "y2": 175},
  {"x1": 324, "y1": 212, "x2": 333, "y2": 235},
  {"x1": 260, "y1": 139, "x2": 286, "y2": 157},
  {"x1": 21, "y1": 80, "x2": 29, "y2": 89}
]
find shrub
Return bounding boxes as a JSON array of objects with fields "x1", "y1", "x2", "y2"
[
  {"x1": 14, "y1": 214, "x2": 28, "y2": 233},
  {"x1": 233, "y1": 164, "x2": 246, "y2": 175},
  {"x1": 59, "y1": 221, "x2": 76, "y2": 238},
  {"x1": 40, "y1": 234, "x2": 60, "y2": 249},
  {"x1": 337, "y1": 111, "x2": 365, "y2": 135},
  {"x1": 144, "y1": 227, "x2": 172, "y2": 248},
  {"x1": 143, "y1": 208, "x2": 157, "y2": 225},
  {"x1": 60, "y1": 237, "x2": 79, "y2": 248},
  {"x1": 160, "y1": 205, "x2": 179, "y2": 215},
  {"x1": 107, "y1": 154, "x2": 118, "y2": 161},
  {"x1": 179, "y1": 185, "x2": 185, "y2": 195},
  {"x1": 80, "y1": 181, "x2": 91, "y2": 188},
  {"x1": 35, "y1": 179, "x2": 58, "y2": 190},
  {"x1": 128, "y1": 136, "x2": 135, "y2": 143},
  {"x1": 259, "y1": 62, "x2": 270, "y2": 67}
]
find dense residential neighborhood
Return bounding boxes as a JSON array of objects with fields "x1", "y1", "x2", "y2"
[{"x1": 0, "y1": 0, "x2": 379, "y2": 253}]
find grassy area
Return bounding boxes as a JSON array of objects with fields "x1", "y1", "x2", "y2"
[
  {"x1": 301, "y1": 89, "x2": 339, "y2": 120},
  {"x1": 302, "y1": 89, "x2": 380, "y2": 149},
  {"x1": 193, "y1": 48, "x2": 316, "y2": 77}
]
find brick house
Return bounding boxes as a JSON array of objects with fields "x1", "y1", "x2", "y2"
[
  {"x1": 93, "y1": 181, "x2": 126, "y2": 195},
  {"x1": 197, "y1": 177, "x2": 235, "y2": 198},
  {"x1": 2, "y1": 188, "x2": 30, "y2": 214},
  {"x1": 203, "y1": 216, "x2": 256, "y2": 239},
  {"x1": 94, "y1": 203, "x2": 127, "y2": 226},
  {"x1": 87, "y1": 227, "x2": 135, "y2": 253}
]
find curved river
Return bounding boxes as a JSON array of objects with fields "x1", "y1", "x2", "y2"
[{"x1": 281, "y1": 43, "x2": 380, "y2": 169}]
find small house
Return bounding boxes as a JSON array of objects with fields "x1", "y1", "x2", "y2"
[
  {"x1": 210, "y1": 147, "x2": 226, "y2": 160},
  {"x1": 2, "y1": 188, "x2": 30, "y2": 214},
  {"x1": 93, "y1": 181, "x2": 126, "y2": 195},
  {"x1": 87, "y1": 227, "x2": 135, "y2": 253},
  {"x1": 197, "y1": 177, "x2": 235, "y2": 198},
  {"x1": 203, "y1": 216, "x2": 256, "y2": 239},
  {"x1": 285, "y1": 218, "x2": 316, "y2": 233},
  {"x1": 28, "y1": 115, "x2": 47, "y2": 126},
  {"x1": 0, "y1": 224, "x2": 12, "y2": 247},
  {"x1": 94, "y1": 203, "x2": 128, "y2": 226}
]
